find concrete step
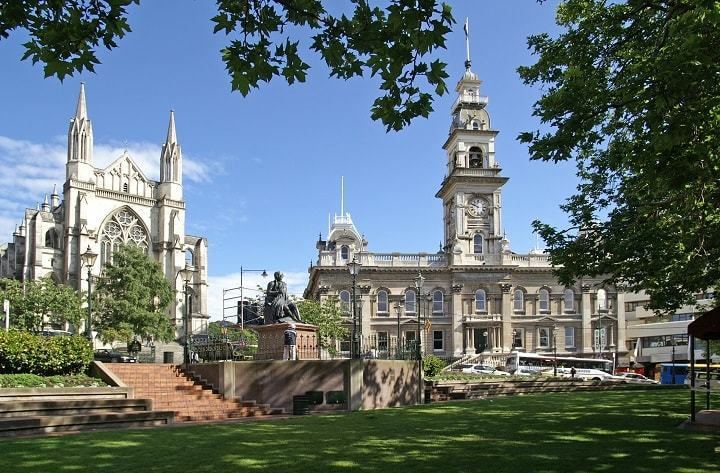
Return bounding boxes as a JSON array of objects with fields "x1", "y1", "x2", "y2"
[
  {"x1": 0, "y1": 410, "x2": 174, "y2": 437},
  {"x1": 0, "y1": 399, "x2": 153, "y2": 418}
]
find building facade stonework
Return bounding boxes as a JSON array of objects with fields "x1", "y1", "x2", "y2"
[
  {"x1": 304, "y1": 62, "x2": 628, "y2": 366},
  {"x1": 0, "y1": 85, "x2": 209, "y2": 337}
]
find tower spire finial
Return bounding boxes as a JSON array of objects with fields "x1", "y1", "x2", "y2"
[
  {"x1": 464, "y1": 17, "x2": 471, "y2": 70},
  {"x1": 166, "y1": 109, "x2": 177, "y2": 144},
  {"x1": 75, "y1": 82, "x2": 88, "y2": 119}
]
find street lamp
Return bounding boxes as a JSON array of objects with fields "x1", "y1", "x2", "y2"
[
  {"x1": 511, "y1": 329, "x2": 517, "y2": 351},
  {"x1": 80, "y1": 246, "x2": 98, "y2": 342},
  {"x1": 347, "y1": 257, "x2": 362, "y2": 359},
  {"x1": 395, "y1": 298, "x2": 404, "y2": 358},
  {"x1": 177, "y1": 263, "x2": 193, "y2": 365},
  {"x1": 552, "y1": 325, "x2": 560, "y2": 377},
  {"x1": 670, "y1": 338, "x2": 677, "y2": 385},
  {"x1": 239, "y1": 267, "x2": 268, "y2": 330},
  {"x1": 413, "y1": 272, "x2": 425, "y2": 360}
]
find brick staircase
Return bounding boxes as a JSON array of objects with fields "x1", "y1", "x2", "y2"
[{"x1": 108, "y1": 364, "x2": 283, "y2": 422}]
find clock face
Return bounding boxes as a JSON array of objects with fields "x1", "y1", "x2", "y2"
[{"x1": 468, "y1": 198, "x2": 487, "y2": 216}]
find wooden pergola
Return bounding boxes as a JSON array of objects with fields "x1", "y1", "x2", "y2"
[{"x1": 687, "y1": 307, "x2": 720, "y2": 423}]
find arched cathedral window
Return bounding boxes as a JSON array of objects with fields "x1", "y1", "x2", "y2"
[
  {"x1": 473, "y1": 234, "x2": 483, "y2": 254},
  {"x1": 100, "y1": 208, "x2": 149, "y2": 265},
  {"x1": 45, "y1": 229, "x2": 60, "y2": 249}
]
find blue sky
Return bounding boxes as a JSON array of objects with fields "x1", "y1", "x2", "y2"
[{"x1": 0, "y1": 0, "x2": 573, "y2": 319}]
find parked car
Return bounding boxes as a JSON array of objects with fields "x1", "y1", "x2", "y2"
[
  {"x1": 462, "y1": 364, "x2": 511, "y2": 376},
  {"x1": 573, "y1": 368, "x2": 615, "y2": 381},
  {"x1": 613, "y1": 372, "x2": 659, "y2": 384},
  {"x1": 94, "y1": 349, "x2": 137, "y2": 363}
]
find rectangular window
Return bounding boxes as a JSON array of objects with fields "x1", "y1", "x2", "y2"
[
  {"x1": 433, "y1": 294, "x2": 443, "y2": 314},
  {"x1": 377, "y1": 332, "x2": 388, "y2": 352},
  {"x1": 564, "y1": 327, "x2": 575, "y2": 348},
  {"x1": 512, "y1": 328, "x2": 524, "y2": 348},
  {"x1": 339, "y1": 337, "x2": 351, "y2": 354},
  {"x1": 405, "y1": 330, "x2": 417, "y2": 352},
  {"x1": 433, "y1": 330, "x2": 444, "y2": 351},
  {"x1": 538, "y1": 327, "x2": 550, "y2": 348}
]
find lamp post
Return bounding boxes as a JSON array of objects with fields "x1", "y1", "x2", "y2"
[
  {"x1": 413, "y1": 272, "x2": 425, "y2": 360},
  {"x1": 347, "y1": 257, "x2": 361, "y2": 359},
  {"x1": 177, "y1": 263, "x2": 193, "y2": 365},
  {"x1": 80, "y1": 246, "x2": 98, "y2": 342},
  {"x1": 511, "y1": 329, "x2": 517, "y2": 351},
  {"x1": 239, "y1": 267, "x2": 267, "y2": 330},
  {"x1": 395, "y1": 298, "x2": 404, "y2": 358},
  {"x1": 553, "y1": 325, "x2": 560, "y2": 377}
]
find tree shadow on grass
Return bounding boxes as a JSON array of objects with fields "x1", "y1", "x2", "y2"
[{"x1": 0, "y1": 390, "x2": 717, "y2": 473}]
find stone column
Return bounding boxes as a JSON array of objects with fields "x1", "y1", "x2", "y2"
[
  {"x1": 451, "y1": 283, "x2": 464, "y2": 356},
  {"x1": 581, "y1": 284, "x2": 593, "y2": 355},
  {"x1": 500, "y1": 283, "x2": 513, "y2": 351}
]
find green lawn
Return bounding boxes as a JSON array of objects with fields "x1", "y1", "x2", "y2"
[{"x1": 0, "y1": 389, "x2": 717, "y2": 472}]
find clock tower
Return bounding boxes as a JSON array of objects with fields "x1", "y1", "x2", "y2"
[{"x1": 436, "y1": 56, "x2": 508, "y2": 266}]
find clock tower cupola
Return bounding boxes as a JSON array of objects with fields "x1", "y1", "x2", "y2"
[{"x1": 436, "y1": 22, "x2": 509, "y2": 265}]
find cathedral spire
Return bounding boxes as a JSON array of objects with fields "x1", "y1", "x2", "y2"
[
  {"x1": 166, "y1": 109, "x2": 177, "y2": 145},
  {"x1": 159, "y1": 110, "x2": 183, "y2": 195},
  {"x1": 75, "y1": 82, "x2": 88, "y2": 120}
]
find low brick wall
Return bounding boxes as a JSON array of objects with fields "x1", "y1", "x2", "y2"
[{"x1": 425, "y1": 379, "x2": 681, "y2": 402}]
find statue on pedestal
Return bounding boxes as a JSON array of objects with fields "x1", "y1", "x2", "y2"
[{"x1": 263, "y1": 271, "x2": 303, "y2": 324}]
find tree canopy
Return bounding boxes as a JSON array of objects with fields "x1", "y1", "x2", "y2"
[
  {"x1": 93, "y1": 245, "x2": 174, "y2": 344},
  {"x1": 519, "y1": 0, "x2": 720, "y2": 312},
  {"x1": 0, "y1": 277, "x2": 84, "y2": 333},
  {"x1": 1, "y1": 0, "x2": 454, "y2": 131},
  {"x1": 297, "y1": 298, "x2": 347, "y2": 355}
]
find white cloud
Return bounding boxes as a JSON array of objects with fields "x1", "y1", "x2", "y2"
[
  {"x1": 206, "y1": 270, "x2": 308, "y2": 322},
  {"x1": 0, "y1": 135, "x2": 216, "y2": 239}
]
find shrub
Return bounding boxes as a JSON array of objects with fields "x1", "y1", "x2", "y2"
[
  {"x1": 423, "y1": 354, "x2": 447, "y2": 377},
  {"x1": 0, "y1": 330, "x2": 93, "y2": 375},
  {"x1": 0, "y1": 373, "x2": 106, "y2": 388}
]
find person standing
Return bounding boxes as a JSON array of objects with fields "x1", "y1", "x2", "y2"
[{"x1": 284, "y1": 323, "x2": 297, "y2": 360}]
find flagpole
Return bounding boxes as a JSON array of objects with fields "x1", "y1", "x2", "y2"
[{"x1": 464, "y1": 18, "x2": 471, "y2": 66}]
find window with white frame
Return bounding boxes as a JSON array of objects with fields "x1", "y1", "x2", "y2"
[
  {"x1": 405, "y1": 290, "x2": 416, "y2": 313},
  {"x1": 513, "y1": 289, "x2": 524, "y2": 312},
  {"x1": 565, "y1": 326, "x2": 575, "y2": 348},
  {"x1": 512, "y1": 328, "x2": 524, "y2": 348},
  {"x1": 377, "y1": 331, "x2": 388, "y2": 352},
  {"x1": 339, "y1": 336, "x2": 351, "y2": 354},
  {"x1": 340, "y1": 245, "x2": 350, "y2": 261},
  {"x1": 597, "y1": 288, "x2": 608, "y2": 311},
  {"x1": 563, "y1": 288, "x2": 575, "y2": 312},
  {"x1": 475, "y1": 289, "x2": 487, "y2": 312},
  {"x1": 538, "y1": 327, "x2": 550, "y2": 348},
  {"x1": 473, "y1": 234, "x2": 483, "y2": 254},
  {"x1": 539, "y1": 289, "x2": 550, "y2": 312},
  {"x1": 339, "y1": 291, "x2": 351, "y2": 315},
  {"x1": 433, "y1": 330, "x2": 444, "y2": 351},
  {"x1": 377, "y1": 290, "x2": 389, "y2": 315},
  {"x1": 432, "y1": 290, "x2": 444, "y2": 314}
]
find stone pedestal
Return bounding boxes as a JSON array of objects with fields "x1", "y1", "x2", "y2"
[{"x1": 254, "y1": 323, "x2": 320, "y2": 360}]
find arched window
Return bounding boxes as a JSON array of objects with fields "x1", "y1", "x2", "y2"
[
  {"x1": 405, "y1": 290, "x2": 416, "y2": 314},
  {"x1": 340, "y1": 245, "x2": 349, "y2": 261},
  {"x1": 339, "y1": 290, "x2": 351, "y2": 314},
  {"x1": 377, "y1": 290, "x2": 388, "y2": 314},
  {"x1": 563, "y1": 289, "x2": 574, "y2": 312},
  {"x1": 472, "y1": 121, "x2": 479, "y2": 130},
  {"x1": 513, "y1": 289, "x2": 524, "y2": 312},
  {"x1": 597, "y1": 288, "x2": 608, "y2": 311},
  {"x1": 473, "y1": 234, "x2": 483, "y2": 254},
  {"x1": 99, "y1": 208, "x2": 149, "y2": 265},
  {"x1": 475, "y1": 289, "x2": 487, "y2": 312},
  {"x1": 44, "y1": 229, "x2": 59, "y2": 249},
  {"x1": 469, "y1": 146, "x2": 483, "y2": 168},
  {"x1": 539, "y1": 289, "x2": 550, "y2": 312},
  {"x1": 185, "y1": 249, "x2": 194, "y2": 266},
  {"x1": 432, "y1": 290, "x2": 444, "y2": 314}
]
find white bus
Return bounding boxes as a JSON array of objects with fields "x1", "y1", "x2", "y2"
[{"x1": 505, "y1": 352, "x2": 613, "y2": 376}]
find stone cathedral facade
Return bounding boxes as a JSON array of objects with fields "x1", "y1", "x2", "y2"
[
  {"x1": 0, "y1": 85, "x2": 209, "y2": 337},
  {"x1": 305, "y1": 61, "x2": 629, "y2": 366}
]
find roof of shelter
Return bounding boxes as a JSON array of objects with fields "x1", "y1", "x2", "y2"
[{"x1": 688, "y1": 306, "x2": 720, "y2": 340}]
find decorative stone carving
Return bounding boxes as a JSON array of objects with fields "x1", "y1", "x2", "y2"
[
  {"x1": 451, "y1": 283, "x2": 464, "y2": 293},
  {"x1": 499, "y1": 283, "x2": 512, "y2": 293}
]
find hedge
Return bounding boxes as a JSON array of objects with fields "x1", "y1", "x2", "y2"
[{"x1": 0, "y1": 330, "x2": 93, "y2": 376}]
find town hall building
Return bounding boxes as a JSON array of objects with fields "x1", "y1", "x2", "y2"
[
  {"x1": 304, "y1": 58, "x2": 628, "y2": 367},
  {"x1": 0, "y1": 85, "x2": 209, "y2": 339}
]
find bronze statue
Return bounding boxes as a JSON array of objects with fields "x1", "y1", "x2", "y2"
[{"x1": 263, "y1": 271, "x2": 302, "y2": 324}]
